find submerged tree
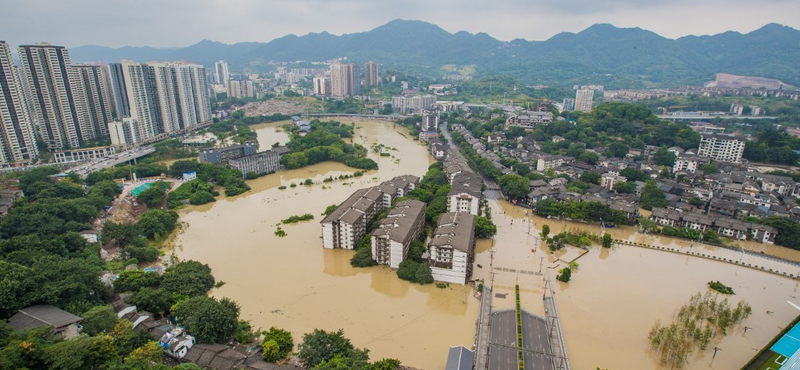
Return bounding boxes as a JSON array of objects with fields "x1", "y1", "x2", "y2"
[{"x1": 648, "y1": 292, "x2": 752, "y2": 368}]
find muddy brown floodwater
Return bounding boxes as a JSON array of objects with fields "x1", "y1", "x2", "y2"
[
  {"x1": 489, "y1": 201, "x2": 800, "y2": 370},
  {"x1": 177, "y1": 120, "x2": 478, "y2": 369},
  {"x1": 177, "y1": 118, "x2": 800, "y2": 369}
]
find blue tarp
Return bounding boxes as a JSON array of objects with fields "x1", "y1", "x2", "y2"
[{"x1": 771, "y1": 322, "x2": 800, "y2": 357}]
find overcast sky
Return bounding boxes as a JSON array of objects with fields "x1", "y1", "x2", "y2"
[{"x1": 2, "y1": 0, "x2": 799, "y2": 48}]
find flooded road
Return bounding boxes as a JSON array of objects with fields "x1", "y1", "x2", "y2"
[
  {"x1": 177, "y1": 120, "x2": 475, "y2": 369},
  {"x1": 487, "y1": 200, "x2": 800, "y2": 370}
]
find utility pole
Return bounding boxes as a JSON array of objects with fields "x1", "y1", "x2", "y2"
[
  {"x1": 539, "y1": 257, "x2": 544, "y2": 274},
  {"x1": 712, "y1": 347, "x2": 722, "y2": 359}
]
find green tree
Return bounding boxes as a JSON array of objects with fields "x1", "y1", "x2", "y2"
[
  {"x1": 189, "y1": 190, "x2": 216, "y2": 205},
  {"x1": 475, "y1": 216, "x2": 497, "y2": 238},
  {"x1": 614, "y1": 181, "x2": 636, "y2": 194},
  {"x1": 136, "y1": 182, "x2": 169, "y2": 208},
  {"x1": 114, "y1": 270, "x2": 163, "y2": 293},
  {"x1": 173, "y1": 296, "x2": 240, "y2": 343},
  {"x1": 370, "y1": 358, "x2": 401, "y2": 370},
  {"x1": 128, "y1": 287, "x2": 173, "y2": 316},
  {"x1": 497, "y1": 174, "x2": 529, "y2": 200},
  {"x1": 396, "y1": 260, "x2": 433, "y2": 284},
  {"x1": 82, "y1": 305, "x2": 119, "y2": 335},
  {"x1": 298, "y1": 329, "x2": 355, "y2": 368},
  {"x1": 620, "y1": 167, "x2": 647, "y2": 182},
  {"x1": 640, "y1": 180, "x2": 668, "y2": 210},
  {"x1": 262, "y1": 340, "x2": 282, "y2": 362},
  {"x1": 602, "y1": 233, "x2": 613, "y2": 248},
  {"x1": 262, "y1": 327, "x2": 294, "y2": 361},
  {"x1": 541, "y1": 224, "x2": 550, "y2": 239},
  {"x1": 608, "y1": 141, "x2": 629, "y2": 158},
  {"x1": 160, "y1": 261, "x2": 215, "y2": 297},
  {"x1": 653, "y1": 148, "x2": 677, "y2": 167},
  {"x1": 137, "y1": 209, "x2": 179, "y2": 239},
  {"x1": 43, "y1": 334, "x2": 93, "y2": 370},
  {"x1": 556, "y1": 267, "x2": 572, "y2": 283},
  {"x1": 579, "y1": 171, "x2": 601, "y2": 185}
]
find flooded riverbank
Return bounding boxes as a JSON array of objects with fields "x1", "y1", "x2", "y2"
[
  {"x1": 176, "y1": 120, "x2": 474, "y2": 369},
  {"x1": 489, "y1": 200, "x2": 800, "y2": 370}
]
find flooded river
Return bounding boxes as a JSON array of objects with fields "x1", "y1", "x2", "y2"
[
  {"x1": 177, "y1": 120, "x2": 476, "y2": 369},
  {"x1": 176, "y1": 118, "x2": 799, "y2": 369}
]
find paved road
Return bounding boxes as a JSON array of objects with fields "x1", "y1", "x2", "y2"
[
  {"x1": 489, "y1": 310, "x2": 518, "y2": 370},
  {"x1": 69, "y1": 146, "x2": 156, "y2": 177},
  {"x1": 522, "y1": 311, "x2": 555, "y2": 370}
]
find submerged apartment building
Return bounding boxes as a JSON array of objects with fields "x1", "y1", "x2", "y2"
[
  {"x1": 447, "y1": 172, "x2": 483, "y2": 215},
  {"x1": 321, "y1": 175, "x2": 420, "y2": 250},
  {"x1": 428, "y1": 212, "x2": 477, "y2": 284},
  {"x1": 370, "y1": 199, "x2": 426, "y2": 269}
]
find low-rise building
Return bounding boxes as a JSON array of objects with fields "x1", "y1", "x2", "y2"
[
  {"x1": 428, "y1": 212, "x2": 477, "y2": 285},
  {"x1": 199, "y1": 141, "x2": 257, "y2": 164},
  {"x1": 601, "y1": 172, "x2": 627, "y2": 191},
  {"x1": 371, "y1": 200, "x2": 426, "y2": 269},
  {"x1": 8, "y1": 305, "x2": 83, "y2": 339},
  {"x1": 429, "y1": 141, "x2": 448, "y2": 160},
  {"x1": 648, "y1": 207, "x2": 777, "y2": 244},
  {"x1": 228, "y1": 147, "x2": 289, "y2": 178},
  {"x1": 673, "y1": 155, "x2": 711, "y2": 174},
  {"x1": 448, "y1": 172, "x2": 483, "y2": 215},
  {"x1": 0, "y1": 187, "x2": 23, "y2": 217},
  {"x1": 536, "y1": 155, "x2": 566, "y2": 172},
  {"x1": 505, "y1": 111, "x2": 553, "y2": 130}
]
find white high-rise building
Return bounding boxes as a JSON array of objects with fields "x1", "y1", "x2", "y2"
[
  {"x1": 312, "y1": 76, "x2": 330, "y2": 96},
  {"x1": 215, "y1": 60, "x2": 229, "y2": 86},
  {"x1": 575, "y1": 88, "x2": 594, "y2": 113},
  {"x1": 108, "y1": 118, "x2": 139, "y2": 147},
  {"x1": 119, "y1": 60, "x2": 161, "y2": 143},
  {"x1": 74, "y1": 64, "x2": 114, "y2": 137},
  {"x1": 18, "y1": 43, "x2": 92, "y2": 149},
  {"x1": 108, "y1": 63, "x2": 130, "y2": 118},
  {"x1": 697, "y1": 133, "x2": 746, "y2": 163},
  {"x1": 114, "y1": 60, "x2": 210, "y2": 143},
  {"x1": 0, "y1": 41, "x2": 39, "y2": 164},
  {"x1": 391, "y1": 94, "x2": 436, "y2": 114},
  {"x1": 228, "y1": 80, "x2": 255, "y2": 99}
]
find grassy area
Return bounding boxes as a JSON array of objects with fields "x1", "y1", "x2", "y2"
[{"x1": 754, "y1": 352, "x2": 784, "y2": 370}]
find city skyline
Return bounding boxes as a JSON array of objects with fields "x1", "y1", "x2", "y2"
[{"x1": 1, "y1": 0, "x2": 798, "y2": 48}]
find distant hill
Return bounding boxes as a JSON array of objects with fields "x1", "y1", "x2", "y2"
[{"x1": 70, "y1": 20, "x2": 800, "y2": 88}]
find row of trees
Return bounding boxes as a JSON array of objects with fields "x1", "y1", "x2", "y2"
[{"x1": 532, "y1": 198, "x2": 632, "y2": 226}]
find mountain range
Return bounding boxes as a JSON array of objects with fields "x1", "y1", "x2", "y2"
[{"x1": 70, "y1": 19, "x2": 800, "y2": 88}]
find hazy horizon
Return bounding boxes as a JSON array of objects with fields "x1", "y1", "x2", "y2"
[{"x1": 2, "y1": 0, "x2": 799, "y2": 49}]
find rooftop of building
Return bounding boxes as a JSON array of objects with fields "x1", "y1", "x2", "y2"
[
  {"x1": 8, "y1": 305, "x2": 82, "y2": 331},
  {"x1": 371, "y1": 200, "x2": 426, "y2": 243},
  {"x1": 430, "y1": 212, "x2": 476, "y2": 253},
  {"x1": 449, "y1": 172, "x2": 483, "y2": 198}
]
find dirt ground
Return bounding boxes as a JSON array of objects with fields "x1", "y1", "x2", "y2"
[{"x1": 240, "y1": 98, "x2": 324, "y2": 117}]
